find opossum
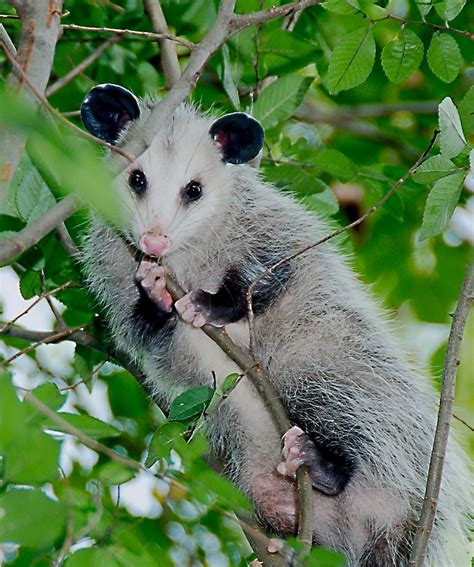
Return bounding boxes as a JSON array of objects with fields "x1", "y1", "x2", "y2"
[{"x1": 79, "y1": 83, "x2": 471, "y2": 565}]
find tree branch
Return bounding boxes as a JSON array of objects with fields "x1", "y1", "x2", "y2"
[
  {"x1": 45, "y1": 37, "x2": 118, "y2": 97},
  {"x1": 165, "y1": 271, "x2": 314, "y2": 556},
  {"x1": 0, "y1": 195, "x2": 78, "y2": 265},
  {"x1": 143, "y1": 0, "x2": 181, "y2": 89},
  {"x1": 1, "y1": 0, "x2": 63, "y2": 196},
  {"x1": 409, "y1": 255, "x2": 474, "y2": 565}
]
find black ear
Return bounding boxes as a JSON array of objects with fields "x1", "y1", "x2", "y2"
[
  {"x1": 81, "y1": 84, "x2": 140, "y2": 145},
  {"x1": 209, "y1": 113, "x2": 264, "y2": 165}
]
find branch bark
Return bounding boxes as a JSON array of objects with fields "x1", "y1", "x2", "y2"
[
  {"x1": 409, "y1": 255, "x2": 474, "y2": 565},
  {"x1": 1, "y1": 0, "x2": 63, "y2": 198},
  {"x1": 143, "y1": 0, "x2": 181, "y2": 89}
]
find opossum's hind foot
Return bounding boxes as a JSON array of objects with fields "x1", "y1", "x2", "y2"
[
  {"x1": 277, "y1": 426, "x2": 348, "y2": 496},
  {"x1": 175, "y1": 292, "x2": 210, "y2": 328},
  {"x1": 135, "y1": 261, "x2": 173, "y2": 313}
]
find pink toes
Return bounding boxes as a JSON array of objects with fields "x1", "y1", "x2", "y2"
[
  {"x1": 277, "y1": 426, "x2": 310, "y2": 479},
  {"x1": 175, "y1": 293, "x2": 208, "y2": 328},
  {"x1": 136, "y1": 261, "x2": 173, "y2": 312}
]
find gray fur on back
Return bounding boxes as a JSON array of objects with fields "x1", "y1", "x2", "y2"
[{"x1": 80, "y1": 103, "x2": 471, "y2": 566}]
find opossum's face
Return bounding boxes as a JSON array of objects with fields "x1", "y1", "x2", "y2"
[{"x1": 81, "y1": 84, "x2": 264, "y2": 257}]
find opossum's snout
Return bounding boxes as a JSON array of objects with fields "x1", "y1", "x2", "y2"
[{"x1": 139, "y1": 228, "x2": 171, "y2": 257}]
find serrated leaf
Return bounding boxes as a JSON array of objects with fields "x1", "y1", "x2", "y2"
[
  {"x1": 19, "y1": 270, "x2": 42, "y2": 300},
  {"x1": 381, "y1": 29, "x2": 423, "y2": 83},
  {"x1": 458, "y1": 86, "x2": 474, "y2": 137},
  {"x1": 146, "y1": 422, "x2": 188, "y2": 467},
  {"x1": 419, "y1": 171, "x2": 465, "y2": 239},
  {"x1": 0, "y1": 489, "x2": 66, "y2": 548},
  {"x1": 168, "y1": 386, "x2": 214, "y2": 421},
  {"x1": 44, "y1": 413, "x2": 121, "y2": 439},
  {"x1": 434, "y1": 0, "x2": 466, "y2": 21},
  {"x1": 321, "y1": 0, "x2": 359, "y2": 15},
  {"x1": 438, "y1": 97, "x2": 468, "y2": 159},
  {"x1": 427, "y1": 34, "x2": 462, "y2": 84},
  {"x1": 304, "y1": 184, "x2": 340, "y2": 216},
  {"x1": 314, "y1": 149, "x2": 359, "y2": 180},
  {"x1": 10, "y1": 153, "x2": 56, "y2": 223},
  {"x1": 327, "y1": 25, "x2": 375, "y2": 94},
  {"x1": 253, "y1": 75, "x2": 312, "y2": 129},
  {"x1": 413, "y1": 154, "x2": 457, "y2": 183},
  {"x1": 415, "y1": 0, "x2": 433, "y2": 17}
]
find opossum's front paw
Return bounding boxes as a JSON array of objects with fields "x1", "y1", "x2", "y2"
[
  {"x1": 277, "y1": 426, "x2": 314, "y2": 478},
  {"x1": 277, "y1": 426, "x2": 347, "y2": 496},
  {"x1": 135, "y1": 261, "x2": 173, "y2": 313},
  {"x1": 175, "y1": 292, "x2": 210, "y2": 328}
]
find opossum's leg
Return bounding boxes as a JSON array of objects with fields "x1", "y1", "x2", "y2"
[
  {"x1": 276, "y1": 426, "x2": 349, "y2": 496},
  {"x1": 175, "y1": 263, "x2": 292, "y2": 327}
]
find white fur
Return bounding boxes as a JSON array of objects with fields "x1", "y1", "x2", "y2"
[{"x1": 80, "y1": 102, "x2": 472, "y2": 566}]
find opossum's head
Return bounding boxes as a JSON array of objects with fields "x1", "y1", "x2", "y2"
[{"x1": 81, "y1": 84, "x2": 264, "y2": 257}]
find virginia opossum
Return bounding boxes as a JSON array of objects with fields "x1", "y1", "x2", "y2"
[{"x1": 79, "y1": 84, "x2": 470, "y2": 565}]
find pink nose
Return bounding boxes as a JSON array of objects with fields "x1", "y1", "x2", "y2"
[{"x1": 139, "y1": 229, "x2": 171, "y2": 257}]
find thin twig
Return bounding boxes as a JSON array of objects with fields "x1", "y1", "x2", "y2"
[
  {"x1": 46, "y1": 37, "x2": 118, "y2": 97},
  {"x1": 0, "y1": 23, "x2": 16, "y2": 55},
  {"x1": 0, "y1": 43, "x2": 136, "y2": 164},
  {"x1": 56, "y1": 222, "x2": 78, "y2": 256},
  {"x1": 409, "y1": 255, "x2": 474, "y2": 565},
  {"x1": 62, "y1": 23, "x2": 194, "y2": 50},
  {"x1": 246, "y1": 130, "x2": 440, "y2": 338},
  {"x1": 0, "y1": 324, "x2": 89, "y2": 366},
  {"x1": 0, "y1": 279, "x2": 74, "y2": 333},
  {"x1": 387, "y1": 14, "x2": 474, "y2": 41},
  {"x1": 143, "y1": 0, "x2": 181, "y2": 88}
]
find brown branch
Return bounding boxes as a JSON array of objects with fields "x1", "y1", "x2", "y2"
[
  {"x1": 143, "y1": 0, "x2": 181, "y2": 89},
  {"x1": 0, "y1": 195, "x2": 78, "y2": 265},
  {"x1": 165, "y1": 271, "x2": 314, "y2": 555},
  {"x1": 409, "y1": 255, "x2": 474, "y2": 565},
  {"x1": 246, "y1": 130, "x2": 440, "y2": 335},
  {"x1": 62, "y1": 23, "x2": 194, "y2": 51},
  {"x1": 387, "y1": 14, "x2": 474, "y2": 41},
  {"x1": 229, "y1": 0, "x2": 321, "y2": 29},
  {"x1": 45, "y1": 37, "x2": 118, "y2": 97},
  {"x1": 0, "y1": 0, "x2": 63, "y2": 194}
]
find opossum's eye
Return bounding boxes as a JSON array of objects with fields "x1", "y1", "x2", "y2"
[
  {"x1": 128, "y1": 169, "x2": 147, "y2": 195},
  {"x1": 183, "y1": 180, "x2": 203, "y2": 203}
]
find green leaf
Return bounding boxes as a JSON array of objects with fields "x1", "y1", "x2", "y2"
[
  {"x1": 327, "y1": 25, "x2": 376, "y2": 94},
  {"x1": 427, "y1": 33, "x2": 462, "y2": 84},
  {"x1": 146, "y1": 422, "x2": 188, "y2": 467},
  {"x1": 413, "y1": 155, "x2": 457, "y2": 184},
  {"x1": 458, "y1": 86, "x2": 474, "y2": 137},
  {"x1": 434, "y1": 0, "x2": 466, "y2": 21},
  {"x1": 19, "y1": 270, "x2": 42, "y2": 300},
  {"x1": 419, "y1": 171, "x2": 465, "y2": 240},
  {"x1": 381, "y1": 29, "x2": 423, "y2": 83},
  {"x1": 0, "y1": 489, "x2": 66, "y2": 549},
  {"x1": 253, "y1": 75, "x2": 312, "y2": 129},
  {"x1": 3, "y1": 429, "x2": 61, "y2": 484},
  {"x1": 314, "y1": 149, "x2": 359, "y2": 180},
  {"x1": 415, "y1": 0, "x2": 433, "y2": 17},
  {"x1": 96, "y1": 461, "x2": 135, "y2": 485},
  {"x1": 322, "y1": 0, "x2": 359, "y2": 14},
  {"x1": 220, "y1": 44, "x2": 240, "y2": 110},
  {"x1": 168, "y1": 386, "x2": 214, "y2": 421},
  {"x1": 221, "y1": 373, "x2": 241, "y2": 394},
  {"x1": 304, "y1": 184, "x2": 340, "y2": 216},
  {"x1": 44, "y1": 413, "x2": 121, "y2": 439},
  {"x1": 10, "y1": 153, "x2": 56, "y2": 223},
  {"x1": 438, "y1": 97, "x2": 468, "y2": 159},
  {"x1": 65, "y1": 547, "x2": 121, "y2": 567}
]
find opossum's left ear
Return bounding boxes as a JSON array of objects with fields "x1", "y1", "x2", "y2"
[{"x1": 209, "y1": 113, "x2": 264, "y2": 165}]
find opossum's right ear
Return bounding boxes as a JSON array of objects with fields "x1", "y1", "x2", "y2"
[
  {"x1": 209, "y1": 113, "x2": 264, "y2": 165},
  {"x1": 81, "y1": 84, "x2": 140, "y2": 145}
]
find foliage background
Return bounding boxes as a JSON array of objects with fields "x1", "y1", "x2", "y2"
[{"x1": 0, "y1": 0, "x2": 472, "y2": 565}]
